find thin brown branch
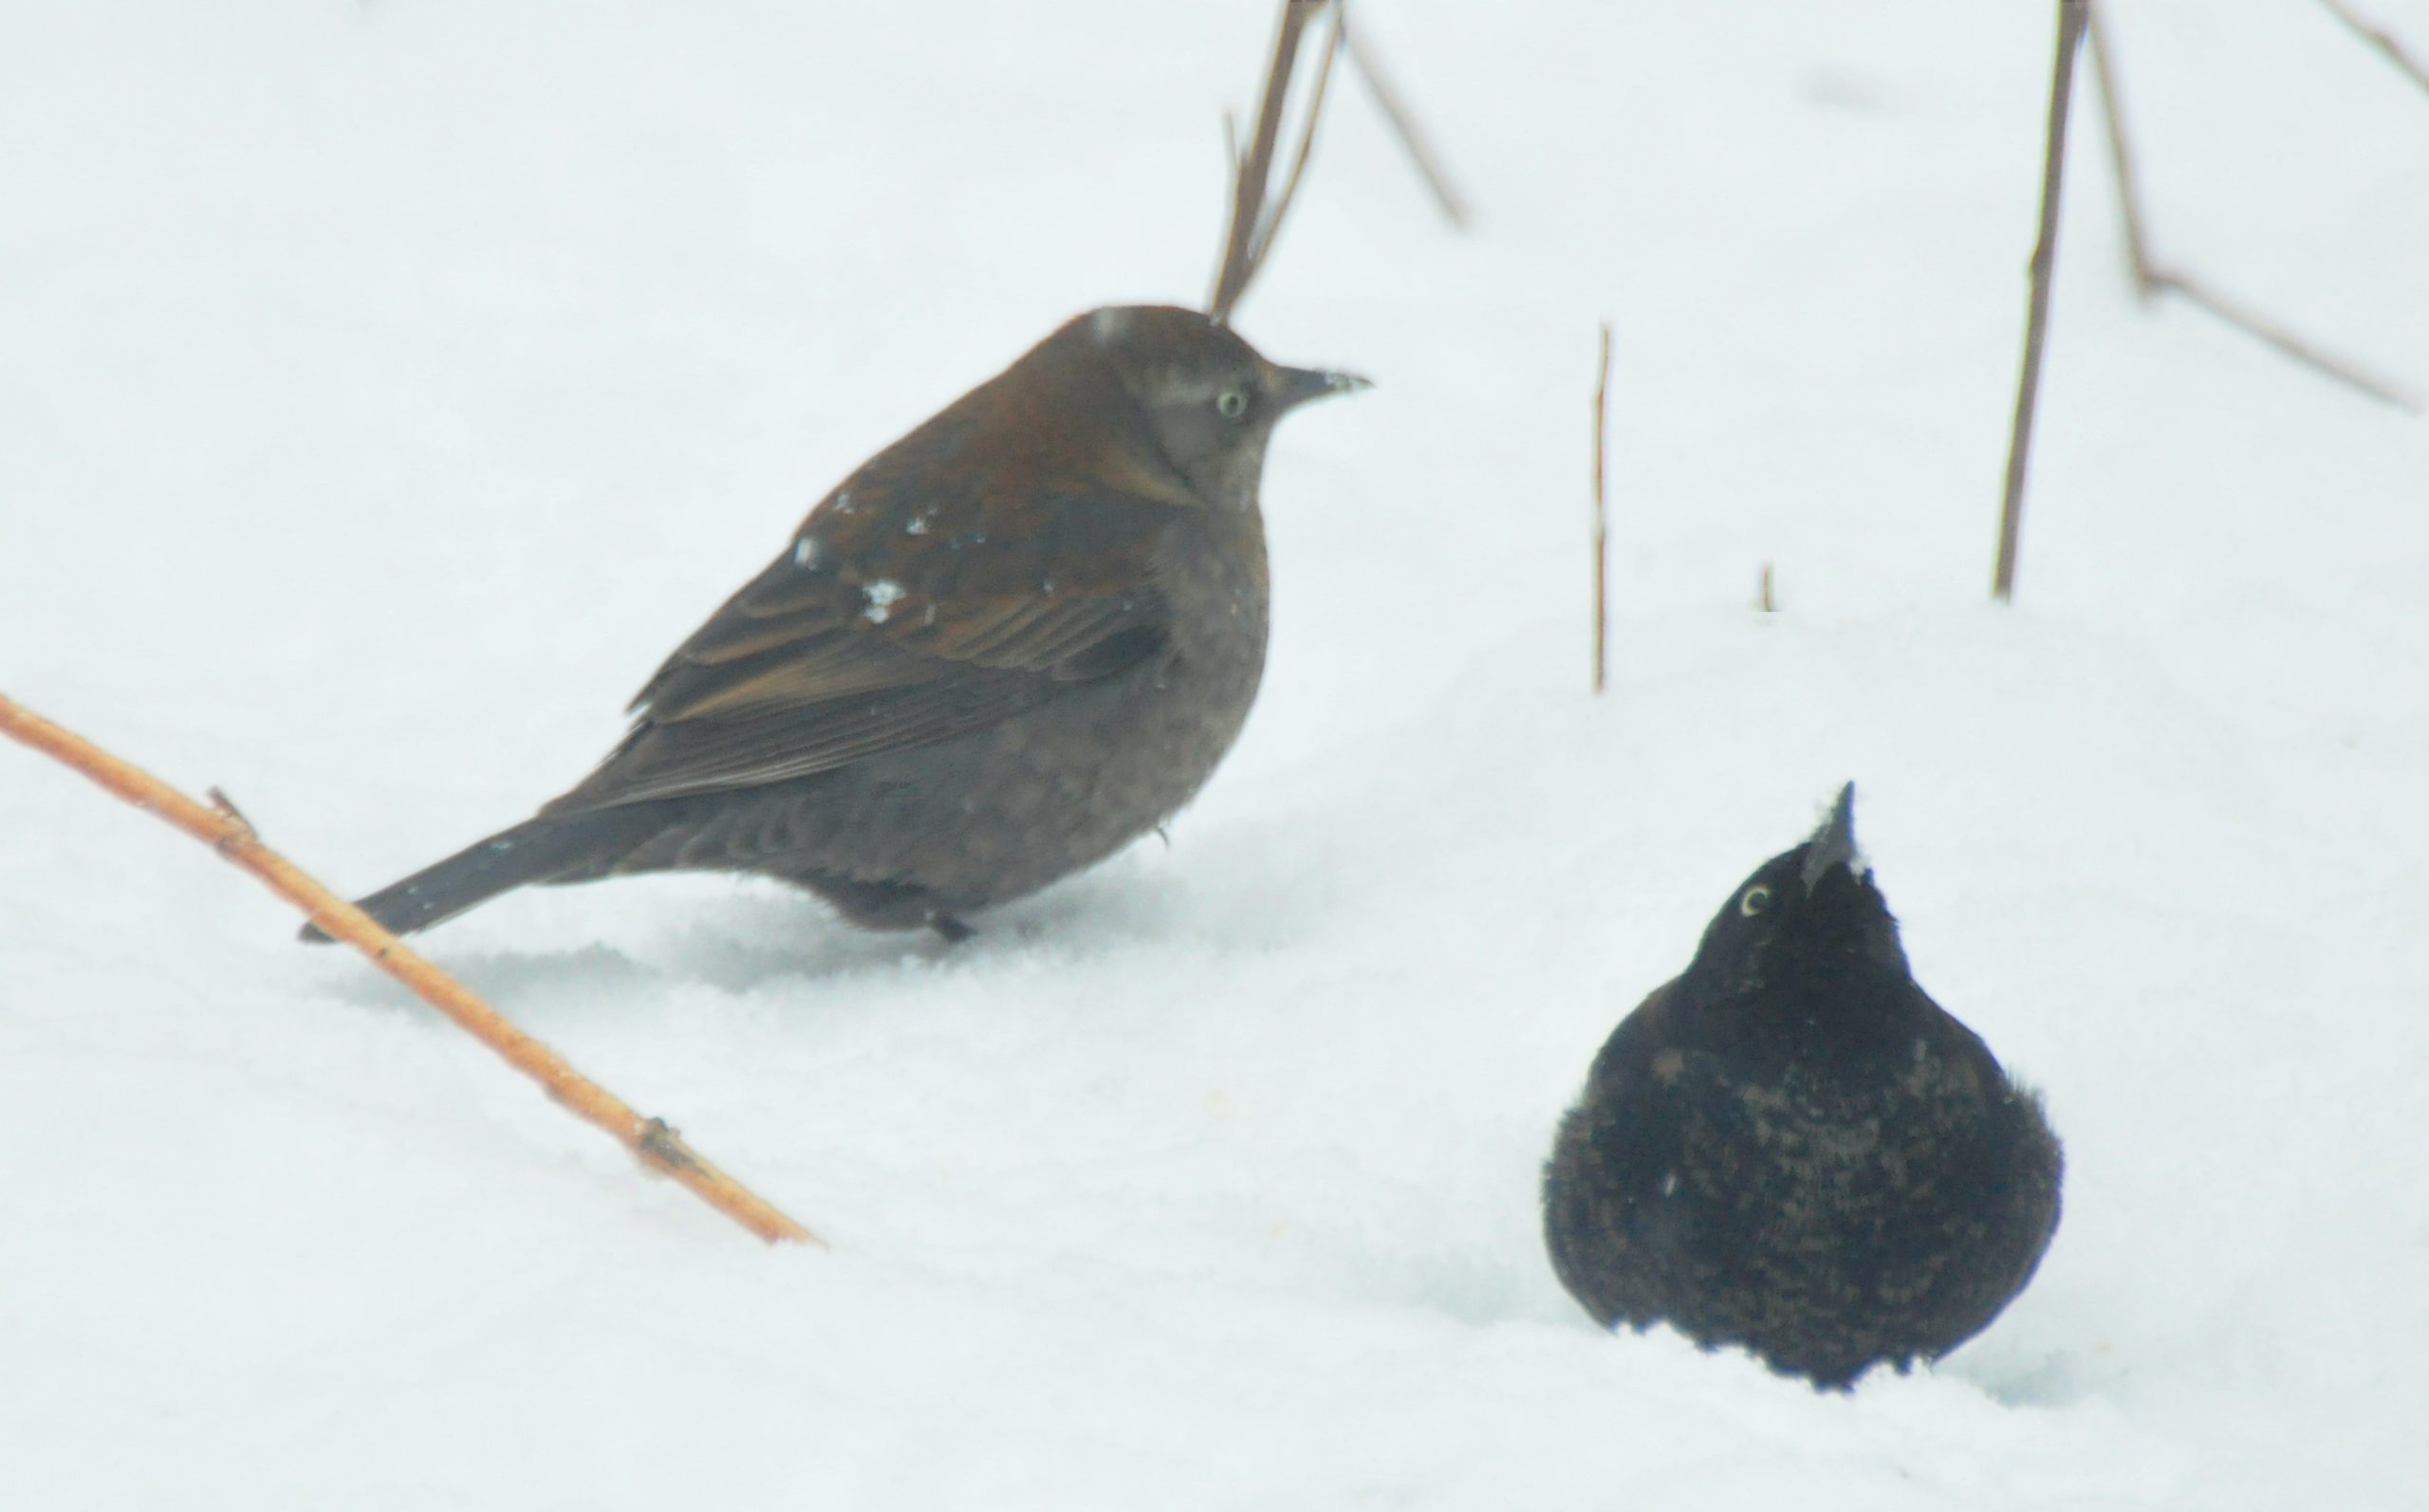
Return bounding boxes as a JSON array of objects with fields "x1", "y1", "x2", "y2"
[
  {"x1": 1246, "y1": 2, "x2": 1348, "y2": 277},
  {"x1": 1340, "y1": 14, "x2": 1472, "y2": 229},
  {"x1": 2318, "y1": 0, "x2": 2429, "y2": 98},
  {"x1": 0, "y1": 691, "x2": 823, "y2": 1248},
  {"x1": 2152, "y1": 267, "x2": 2421, "y2": 410},
  {"x1": 1997, "y1": 0, "x2": 2088, "y2": 604},
  {"x1": 2087, "y1": 1, "x2": 2420, "y2": 411},
  {"x1": 2085, "y1": 1, "x2": 2160, "y2": 299},
  {"x1": 1591, "y1": 321, "x2": 1612, "y2": 694},
  {"x1": 1209, "y1": 0, "x2": 1341, "y2": 321},
  {"x1": 1214, "y1": 2, "x2": 1369, "y2": 323}
]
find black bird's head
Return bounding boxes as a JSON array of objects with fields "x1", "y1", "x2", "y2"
[
  {"x1": 1683, "y1": 784, "x2": 1915, "y2": 1026},
  {"x1": 1079, "y1": 304, "x2": 1368, "y2": 509}
]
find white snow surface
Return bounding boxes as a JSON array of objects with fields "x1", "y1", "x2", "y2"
[{"x1": 7, "y1": 2, "x2": 2429, "y2": 1506}]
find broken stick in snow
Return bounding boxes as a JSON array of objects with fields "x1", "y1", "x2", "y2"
[{"x1": 0, "y1": 691, "x2": 823, "y2": 1248}]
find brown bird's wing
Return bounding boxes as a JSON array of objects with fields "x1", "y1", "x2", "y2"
[{"x1": 544, "y1": 474, "x2": 1180, "y2": 814}]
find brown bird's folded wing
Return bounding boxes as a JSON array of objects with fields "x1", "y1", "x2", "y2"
[{"x1": 543, "y1": 481, "x2": 1178, "y2": 814}]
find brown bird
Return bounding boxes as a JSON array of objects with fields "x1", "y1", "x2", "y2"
[
  {"x1": 318, "y1": 305, "x2": 1366, "y2": 943},
  {"x1": 1541, "y1": 785, "x2": 2062, "y2": 1389}
]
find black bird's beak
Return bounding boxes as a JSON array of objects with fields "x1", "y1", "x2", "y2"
[
  {"x1": 1800, "y1": 783, "x2": 1862, "y2": 894},
  {"x1": 1271, "y1": 364, "x2": 1373, "y2": 413}
]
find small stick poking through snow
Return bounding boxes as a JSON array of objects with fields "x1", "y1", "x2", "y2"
[
  {"x1": 1995, "y1": 0, "x2": 2089, "y2": 604},
  {"x1": 0, "y1": 691, "x2": 824, "y2": 1249},
  {"x1": 1591, "y1": 321, "x2": 1612, "y2": 693}
]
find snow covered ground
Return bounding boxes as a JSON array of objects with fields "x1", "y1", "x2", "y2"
[{"x1": 7, "y1": 1, "x2": 2429, "y2": 1505}]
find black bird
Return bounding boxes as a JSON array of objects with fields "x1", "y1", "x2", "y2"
[
  {"x1": 313, "y1": 306, "x2": 1365, "y2": 944},
  {"x1": 1541, "y1": 784, "x2": 2062, "y2": 1389}
]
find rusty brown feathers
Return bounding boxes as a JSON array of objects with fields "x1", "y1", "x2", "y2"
[{"x1": 323, "y1": 305, "x2": 1365, "y2": 942}]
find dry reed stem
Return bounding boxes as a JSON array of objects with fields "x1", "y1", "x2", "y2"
[
  {"x1": 2151, "y1": 267, "x2": 2419, "y2": 411},
  {"x1": 1996, "y1": 0, "x2": 2089, "y2": 603},
  {"x1": 1247, "y1": 3, "x2": 1348, "y2": 278},
  {"x1": 0, "y1": 691, "x2": 822, "y2": 1248},
  {"x1": 2318, "y1": 0, "x2": 2429, "y2": 98},
  {"x1": 1210, "y1": 0, "x2": 1329, "y2": 319},
  {"x1": 1341, "y1": 15, "x2": 1472, "y2": 228},
  {"x1": 2084, "y1": 0, "x2": 2158, "y2": 303},
  {"x1": 2086, "y1": 1, "x2": 2420, "y2": 411}
]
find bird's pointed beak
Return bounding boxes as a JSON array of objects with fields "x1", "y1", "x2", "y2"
[
  {"x1": 1270, "y1": 363, "x2": 1373, "y2": 413},
  {"x1": 1800, "y1": 783, "x2": 1862, "y2": 894}
]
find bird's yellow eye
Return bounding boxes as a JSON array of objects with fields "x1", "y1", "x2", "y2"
[
  {"x1": 1216, "y1": 388, "x2": 1250, "y2": 420},
  {"x1": 1739, "y1": 884, "x2": 1772, "y2": 916}
]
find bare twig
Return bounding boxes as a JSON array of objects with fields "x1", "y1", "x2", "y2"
[
  {"x1": 1246, "y1": 2, "x2": 1348, "y2": 277},
  {"x1": 2318, "y1": 0, "x2": 2429, "y2": 98},
  {"x1": 2086, "y1": 2, "x2": 2420, "y2": 410},
  {"x1": 1759, "y1": 562, "x2": 1777, "y2": 614},
  {"x1": 2153, "y1": 267, "x2": 2420, "y2": 409},
  {"x1": 1340, "y1": 14, "x2": 1472, "y2": 229},
  {"x1": 1210, "y1": 0, "x2": 1330, "y2": 319},
  {"x1": 1591, "y1": 321, "x2": 1612, "y2": 693},
  {"x1": 0, "y1": 691, "x2": 823, "y2": 1248},
  {"x1": 1996, "y1": 0, "x2": 2089, "y2": 603},
  {"x1": 2084, "y1": 1, "x2": 2159, "y2": 301}
]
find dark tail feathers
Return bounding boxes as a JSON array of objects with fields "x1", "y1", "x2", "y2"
[{"x1": 300, "y1": 807, "x2": 663, "y2": 942}]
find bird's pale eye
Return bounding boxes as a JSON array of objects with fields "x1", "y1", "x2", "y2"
[
  {"x1": 1215, "y1": 387, "x2": 1251, "y2": 420},
  {"x1": 1739, "y1": 884, "x2": 1772, "y2": 917}
]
